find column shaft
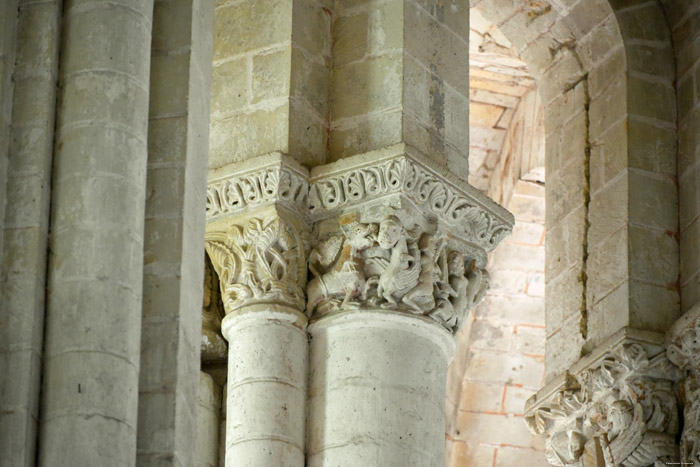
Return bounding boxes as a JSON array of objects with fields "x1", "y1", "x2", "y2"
[
  {"x1": 137, "y1": 0, "x2": 215, "y2": 465},
  {"x1": 0, "y1": 1, "x2": 60, "y2": 466},
  {"x1": 222, "y1": 312, "x2": 307, "y2": 467},
  {"x1": 39, "y1": 1, "x2": 154, "y2": 465},
  {"x1": 307, "y1": 311, "x2": 454, "y2": 467}
]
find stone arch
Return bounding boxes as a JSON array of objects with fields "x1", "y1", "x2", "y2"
[{"x1": 470, "y1": 0, "x2": 678, "y2": 379}]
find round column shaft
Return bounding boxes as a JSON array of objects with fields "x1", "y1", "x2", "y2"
[
  {"x1": 39, "y1": 1, "x2": 153, "y2": 465},
  {"x1": 222, "y1": 309, "x2": 308, "y2": 467},
  {"x1": 307, "y1": 310, "x2": 455, "y2": 467}
]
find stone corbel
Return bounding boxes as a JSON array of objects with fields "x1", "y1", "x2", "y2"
[
  {"x1": 305, "y1": 144, "x2": 514, "y2": 333},
  {"x1": 204, "y1": 154, "x2": 310, "y2": 320},
  {"x1": 525, "y1": 328, "x2": 682, "y2": 467},
  {"x1": 666, "y1": 303, "x2": 700, "y2": 465}
]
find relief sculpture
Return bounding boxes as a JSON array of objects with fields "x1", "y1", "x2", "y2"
[{"x1": 306, "y1": 211, "x2": 489, "y2": 332}]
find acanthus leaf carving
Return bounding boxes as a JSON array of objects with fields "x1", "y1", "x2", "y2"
[
  {"x1": 206, "y1": 213, "x2": 307, "y2": 314},
  {"x1": 526, "y1": 344, "x2": 680, "y2": 467}
]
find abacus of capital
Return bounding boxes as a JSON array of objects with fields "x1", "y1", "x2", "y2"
[{"x1": 204, "y1": 144, "x2": 514, "y2": 467}]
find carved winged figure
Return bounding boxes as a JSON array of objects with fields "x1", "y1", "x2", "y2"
[
  {"x1": 375, "y1": 215, "x2": 421, "y2": 305},
  {"x1": 306, "y1": 221, "x2": 378, "y2": 312}
]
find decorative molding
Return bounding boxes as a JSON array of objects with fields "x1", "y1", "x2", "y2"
[
  {"x1": 206, "y1": 154, "x2": 308, "y2": 222},
  {"x1": 526, "y1": 340, "x2": 681, "y2": 467},
  {"x1": 666, "y1": 304, "x2": 700, "y2": 465},
  {"x1": 306, "y1": 211, "x2": 489, "y2": 333},
  {"x1": 205, "y1": 212, "x2": 308, "y2": 314},
  {"x1": 308, "y1": 145, "x2": 514, "y2": 253}
]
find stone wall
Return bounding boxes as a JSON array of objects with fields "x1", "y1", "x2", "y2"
[
  {"x1": 661, "y1": 1, "x2": 700, "y2": 312},
  {"x1": 447, "y1": 180, "x2": 547, "y2": 467}
]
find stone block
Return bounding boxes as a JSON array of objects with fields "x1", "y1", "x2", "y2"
[
  {"x1": 586, "y1": 227, "x2": 629, "y2": 306},
  {"x1": 470, "y1": 320, "x2": 513, "y2": 352},
  {"x1": 629, "y1": 281, "x2": 680, "y2": 332},
  {"x1": 213, "y1": 0, "x2": 291, "y2": 61},
  {"x1": 545, "y1": 314, "x2": 585, "y2": 382},
  {"x1": 447, "y1": 441, "x2": 494, "y2": 467},
  {"x1": 514, "y1": 325, "x2": 545, "y2": 355},
  {"x1": 150, "y1": 52, "x2": 191, "y2": 118},
  {"x1": 474, "y1": 295, "x2": 544, "y2": 327},
  {"x1": 208, "y1": 103, "x2": 290, "y2": 167},
  {"x1": 496, "y1": 446, "x2": 548, "y2": 466},
  {"x1": 288, "y1": 102, "x2": 328, "y2": 166},
  {"x1": 329, "y1": 109, "x2": 402, "y2": 160},
  {"x1": 628, "y1": 118, "x2": 677, "y2": 176},
  {"x1": 455, "y1": 412, "x2": 542, "y2": 448},
  {"x1": 332, "y1": 11, "x2": 368, "y2": 67},
  {"x1": 210, "y1": 58, "x2": 250, "y2": 118},
  {"x1": 457, "y1": 381, "x2": 503, "y2": 413},
  {"x1": 545, "y1": 262, "x2": 583, "y2": 333},
  {"x1": 464, "y1": 349, "x2": 543, "y2": 387},
  {"x1": 589, "y1": 119, "x2": 627, "y2": 195},
  {"x1": 589, "y1": 78, "x2": 626, "y2": 143},
  {"x1": 252, "y1": 46, "x2": 292, "y2": 104},
  {"x1": 331, "y1": 52, "x2": 402, "y2": 120},
  {"x1": 292, "y1": 0, "x2": 330, "y2": 58},
  {"x1": 628, "y1": 170, "x2": 677, "y2": 231},
  {"x1": 291, "y1": 46, "x2": 330, "y2": 119},
  {"x1": 629, "y1": 224, "x2": 678, "y2": 285},
  {"x1": 628, "y1": 74, "x2": 676, "y2": 124},
  {"x1": 588, "y1": 174, "x2": 627, "y2": 248},
  {"x1": 148, "y1": 116, "x2": 188, "y2": 164}
]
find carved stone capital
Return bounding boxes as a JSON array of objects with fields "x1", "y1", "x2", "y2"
[
  {"x1": 666, "y1": 304, "x2": 700, "y2": 465},
  {"x1": 205, "y1": 155, "x2": 310, "y2": 318},
  {"x1": 305, "y1": 145, "x2": 513, "y2": 333},
  {"x1": 308, "y1": 144, "x2": 513, "y2": 264},
  {"x1": 525, "y1": 329, "x2": 681, "y2": 467}
]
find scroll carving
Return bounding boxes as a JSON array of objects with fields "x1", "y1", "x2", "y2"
[
  {"x1": 526, "y1": 344, "x2": 680, "y2": 467},
  {"x1": 205, "y1": 214, "x2": 307, "y2": 313},
  {"x1": 206, "y1": 164, "x2": 307, "y2": 221},
  {"x1": 307, "y1": 212, "x2": 489, "y2": 332},
  {"x1": 308, "y1": 154, "x2": 512, "y2": 252}
]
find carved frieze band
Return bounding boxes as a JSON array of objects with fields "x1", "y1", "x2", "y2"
[
  {"x1": 206, "y1": 156, "x2": 308, "y2": 221},
  {"x1": 308, "y1": 150, "x2": 514, "y2": 252},
  {"x1": 525, "y1": 343, "x2": 681, "y2": 467}
]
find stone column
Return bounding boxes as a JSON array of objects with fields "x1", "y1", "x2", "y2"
[
  {"x1": 305, "y1": 147, "x2": 513, "y2": 467},
  {"x1": 137, "y1": 1, "x2": 215, "y2": 465},
  {"x1": 0, "y1": 2, "x2": 60, "y2": 466},
  {"x1": 39, "y1": 1, "x2": 153, "y2": 466},
  {"x1": 525, "y1": 329, "x2": 681, "y2": 466},
  {"x1": 205, "y1": 155, "x2": 309, "y2": 467}
]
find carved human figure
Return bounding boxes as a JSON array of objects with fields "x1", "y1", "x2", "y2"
[
  {"x1": 402, "y1": 233, "x2": 440, "y2": 313},
  {"x1": 376, "y1": 215, "x2": 420, "y2": 305},
  {"x1": 306, "y1": 221, "x2": 378, "y2": 312}
]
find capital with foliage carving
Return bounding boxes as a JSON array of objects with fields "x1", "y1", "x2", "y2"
[
  {"x1": 526, "y1": 331, "x2": 681, "y2": 467},
  {"x1": 305, "y1": 144, "x2": 513, "y2": 333},
  {"x1": 666, "y1": 304, "x2": 700, "y2": 465},
  {"x1": 205, "y1": 155, "x2": 310, "y2": 318}
]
